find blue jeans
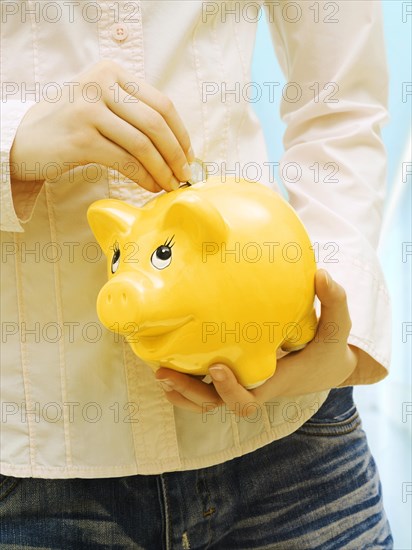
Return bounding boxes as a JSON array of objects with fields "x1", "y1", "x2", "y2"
[{"x1": 0, "y1": 388, "x2": 393, "y2": 549}]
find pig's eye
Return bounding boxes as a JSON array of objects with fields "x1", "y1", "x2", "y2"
[
  {"x1": 151, "y1": 236, "x2": 174, "y2": 270},
  {"x1": 111, "y1": 243, "x2": 121, "y2": 274},
  {"x1": 151, "y1": 246, "x2": 172, "y2": 270}
]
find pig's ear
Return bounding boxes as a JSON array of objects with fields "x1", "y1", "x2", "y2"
[
  {"x1": 87, "y1": 199, "x2": 139, "y2": 252},
  {"x1": 164, "y1": 192, "x2": 228, "y2": 242}
]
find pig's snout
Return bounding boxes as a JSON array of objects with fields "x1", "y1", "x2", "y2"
[{"x1": 97, "y1": 278, "x2": 141, "y2": 332}]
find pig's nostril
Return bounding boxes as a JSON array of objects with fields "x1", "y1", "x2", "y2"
[
  {"x1": 122, "y1": 293, "x2": 127, "y2": 303},
  {"x1": 107, "y1": 294, "x2": 112, "y2": 304}
]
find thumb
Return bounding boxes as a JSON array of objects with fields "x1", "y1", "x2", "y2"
[{"x1": 315, "y1": 270, "x2": 352, "y2": 341}]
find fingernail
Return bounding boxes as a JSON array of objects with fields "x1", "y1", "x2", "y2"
[
  {"x1": 182, "y1": 163, "x2": 192, "y2": 181},
  {"x1": 324, "y1": 270, "x2": 332, "y2": 287},
  {"x1": 209, "y1": 366, "x2": 226, "y2": 382},
  {"x1": 158, "y1": 379, "x2": 175, "y2": 392},
  {"x1": 187, "y1": 147, "x2": 195, "y2": 162},
  {"x1": 170, "y1": 178, "x2": 180, "y2": 191}
]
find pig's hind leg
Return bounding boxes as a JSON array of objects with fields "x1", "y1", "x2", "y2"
[{"x1": 281, "y1": 308, "x2": 318, "y2": 352}]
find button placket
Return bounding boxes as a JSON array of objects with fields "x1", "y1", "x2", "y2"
[{"x1": 96, "y1": 1, "x2": 182, "y2": 470}]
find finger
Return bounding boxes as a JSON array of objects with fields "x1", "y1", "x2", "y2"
[
  {"x1": 90, "y1": 131, "x2": 162, "y2": 193},
  {"x1": 110, "y1": 89, "x2": 192, "y2": 185},
  {"x1": 155, "y1": 368, "x2": 222, "y2": 408},
  {"x1": 208, "y1": 364, "x2": 260, "y2": 416},
  {"x1": 104, "y1": 74, "x2": 193, "y2": 181},
  {"x1": 158, "y1": 389, "x2": 206, "y2": 414},
  {"x1": 113, "y1": 74, "x2": 194, "y2": 162},
  {"x1": 315, "y1": 269, "x2": 352, "y2": 341},
  {"x1": 96, "y1": 108, "x2": 180, "y2": 191}
]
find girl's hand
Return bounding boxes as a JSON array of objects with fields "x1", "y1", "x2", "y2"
[
  {"x1": 10, "y1": 60, "x2": 194, "y2": 192},
  {"x1": 155, "y1": 270, "x2": 358, "y2": 416}
]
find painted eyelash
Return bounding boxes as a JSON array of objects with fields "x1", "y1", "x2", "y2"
[
  {"x1": 164, "y1": 235, "x2": 175, "y2": 248},
  {"x1": 111, "y1": 241, "x2": 120, "y2": 252}
]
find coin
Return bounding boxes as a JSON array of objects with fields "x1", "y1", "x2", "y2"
[{"x1": 187, "y1": 158, "x2": 208, "y2": 184}]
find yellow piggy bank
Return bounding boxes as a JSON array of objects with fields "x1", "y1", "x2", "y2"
[{"x1": 87, "y1": 177, "x2": 317, "y2": 388}]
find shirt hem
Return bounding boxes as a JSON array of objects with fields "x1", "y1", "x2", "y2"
[{"x1": 0, "y1": 390, "x2": 330, "y2": 478}]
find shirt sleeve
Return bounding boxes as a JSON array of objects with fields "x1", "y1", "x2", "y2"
[
  {"x1": 264, "y1": 0, "x2": 391, "y2": 384},
  {"x1": 0, "y1": 100, "x2": 43, "y2": 233}
]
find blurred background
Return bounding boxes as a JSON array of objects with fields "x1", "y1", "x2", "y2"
[{"x1": 251, "y1": 2, "x2": 411, "y2": 547}]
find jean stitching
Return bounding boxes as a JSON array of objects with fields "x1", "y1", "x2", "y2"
[
  {"x1": 160, "y1": 474, "x2": 172, "y2": 550},
  {"x1": 0, "y1": 477, "x2": 20, "y2": 502},
  {"x1": 305, "y1": 411, "x2": 359, "y2": 428},
  {"x1": 297, "y1": 416, "x2": 361, "y2": 437}
]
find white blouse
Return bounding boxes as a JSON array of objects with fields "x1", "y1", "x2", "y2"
[{"x1": 0, "y1": 0, "x2": 390, "y2": 478}]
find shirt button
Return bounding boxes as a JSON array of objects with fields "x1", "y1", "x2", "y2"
[{"x1": 111, "y1": 23, "x2": 129, "y2": 42}]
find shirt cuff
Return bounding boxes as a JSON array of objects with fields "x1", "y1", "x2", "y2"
[
  {"x1": 327, "y1": 253, "x2": 391, "y2": 385},
  {"x1": 0, "y1": 100, "x2": 42, "y2": 232}
]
